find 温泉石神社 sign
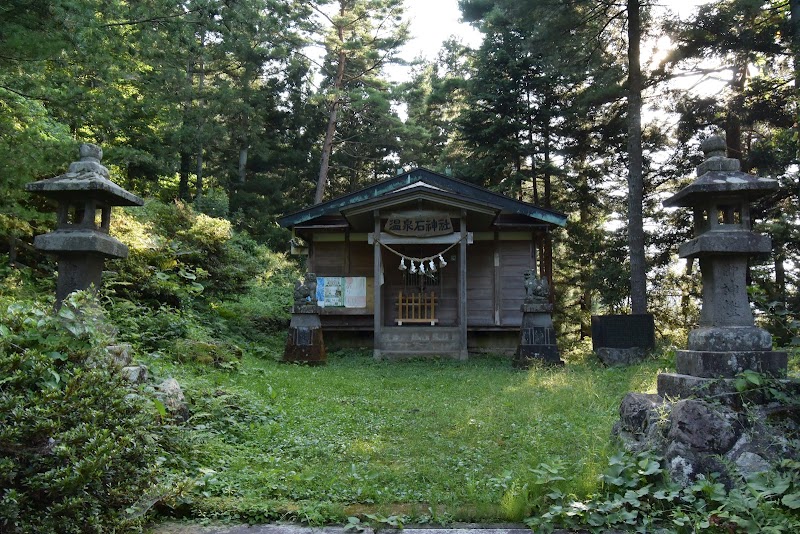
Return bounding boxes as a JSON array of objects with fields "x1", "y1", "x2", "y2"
[{"x1": 385, "y1": 211, "x2": 453, "y2": 237}]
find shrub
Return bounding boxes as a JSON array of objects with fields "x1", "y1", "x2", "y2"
[
  {"x1": 525, "y1": 451, "x2": 800, "y2": 533},
  {"x1": 107, "y1": 298, "x2": 190, "y2": 352},
  {"x1": 194, "y1": 188, "x2": 230, "y2": 219},
  {"x1": 0, "y1": 293, "x2": 162, "y2": 533},
  {"x1": 110, "y1": 199, "x2": 291, "y2": 303},
  {"x1": 172, "y1": 338, "x2": 243, "y2": 369}
]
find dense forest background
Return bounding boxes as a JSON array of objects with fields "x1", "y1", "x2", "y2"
[
  {"x1": 2, "y1": 2, "x2": 800, "y2": 530},
  {"x1": 1, "y1": 0, "x2": 798, "y2": 342}
]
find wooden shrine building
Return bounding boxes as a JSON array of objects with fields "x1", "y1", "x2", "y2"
[{"x1": 278, "y1": 168, "x2": 567, "y2": 359}]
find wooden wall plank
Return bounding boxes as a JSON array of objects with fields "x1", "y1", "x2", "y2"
[
  {"x1": 313, "y1": 242, "x2": 346, "y2": 275},
  {"x1": 467, "y1": 241, "x2": 494, "y2": 326},
  {"x1": 349, "y1": 241, "x2": 372, "y2": 276},
  {"x1": 498, "y1": 240, "x2": 534, "y2": 326}
]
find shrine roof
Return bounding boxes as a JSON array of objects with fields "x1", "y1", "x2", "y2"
[{"x1": 278, "y1": 168, "x2": 567, "y2": 228}]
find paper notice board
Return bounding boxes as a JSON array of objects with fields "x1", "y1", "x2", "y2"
[{"x1": 316, "y1": 277, "x2": 367, "y2": 308}]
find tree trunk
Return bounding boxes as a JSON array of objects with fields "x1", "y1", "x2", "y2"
[
  {"x1": 775, "y1": 242, "x2": 787, "y2": 305},
  {"x1": 579, "y1": 177, "x2": 592, "y2": 339},
  {"x1": 179, "y1": 151, "x2": 191, "y2": 200},
  {"x1": 791, "y1": 0, "x2": 800, "y2": 160},
  {"x1": 681, "y1": 258, "x2": 694, "y2": 325},
  {"x1": 543, "y1": 111, "x2": 552, "y2": 209},
  {"x1": 726, "y1": 57, "x2": 747, "y2": 164},
  {"x1": 314, "y1": 5, "x2": 347, "y2": 205},
  {"x1": 526, "y1": 88, "x2": 538, "y2": 204},
  {"x1": 194, "y1": 29, "x2": 206, "y2": 199},
  {"x1": 238, "y1": 146, "x2": 248, "y2": 183},
  {"x1": 626, "y1": 0, "x2": 647, "y2": 315}
]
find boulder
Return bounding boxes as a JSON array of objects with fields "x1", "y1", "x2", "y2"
[
  {"x1": 156, "y1": 378, "x2": 190, "y2": 421},
  {"x1": 614, "y1": 392, "x2": 799, "y2": 488},
  {"x1": 107, "y1": 344, "x2": 132, "y2": 367},
  {"x1": 120, "y1": 365, "x2": 147, "y2": 384},
  {"x1": 667, "y1": 400, "x2": 741, "y2": 453}
]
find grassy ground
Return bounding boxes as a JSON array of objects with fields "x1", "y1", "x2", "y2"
[{"x1": 151, "y1": 342, "x2": 670, "y2": 525}]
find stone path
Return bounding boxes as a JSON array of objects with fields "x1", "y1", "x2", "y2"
[{"x1": 151, "y1": 523, "x2": 545, "y2": 534}]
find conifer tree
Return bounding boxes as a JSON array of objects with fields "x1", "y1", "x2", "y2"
[{"x1": 312, "y1": 0, "x2": 408, "y2": 203}]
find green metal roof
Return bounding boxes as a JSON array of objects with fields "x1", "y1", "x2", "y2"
[{"x1": 278, "y1": 168, "x2": 567, "y2": 228}]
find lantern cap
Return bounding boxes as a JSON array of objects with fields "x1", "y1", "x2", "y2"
[
  {"x1": 26, "y1": 143, "x2": 144, "y2": 206},
  {"x1": 663, "y1": 135, "x2": 778, "y2": 208}
]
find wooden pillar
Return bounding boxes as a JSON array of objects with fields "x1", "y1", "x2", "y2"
[
  {"x1": 545, "y1": 231, "x2": 554, "y2": 302},
  {"x1": 344, "y1": 230, "x2": 350, "y2": 275},
  {"x1": 493, "y1": 231, "x2": 500, "y2": 326},
  {"x1": 458, "y1": 210, "x2": 468, "y2": 360},
  {"x1": 373, "y1": 210, "x2": 382, "y2": 359}
]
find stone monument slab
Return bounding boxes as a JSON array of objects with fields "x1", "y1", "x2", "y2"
[{"x1": 591, "y1": 314, "x2": 655, "y2": 350}]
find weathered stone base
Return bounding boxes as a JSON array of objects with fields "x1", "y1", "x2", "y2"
[
  {"x1": 687, "y1": 325, "x2": 773, "y2": 352},
  {"x1": 513, "y1": 344, "x2": 563, "y2": 368},
  {"x1": 375, "y1": 326, "x2": 465, "y2": 360},
  {"x1": 675, "y1": 349, "x2": 787, "y2": 378},
  {"x1": 283, "y1": 313, "x2": 326, "y2": 365},
  {"x1": 658, "y1": 372, "x2": 800, "y2": 407},
  {"x1": 596, "y1": 346, "x2": 648, "y2": 367},
  {"x1": 515, "y1": 311, "x2": 561, "y2": 368},
  {"x1": 614, "y1": 388, "x2": 800, "y2": 487}
]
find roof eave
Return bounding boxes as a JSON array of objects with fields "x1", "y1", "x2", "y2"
[{"x1": 278, "y1": 168, "x2": 567, "y2": 228}]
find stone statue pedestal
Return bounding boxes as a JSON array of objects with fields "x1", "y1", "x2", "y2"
[
  {"x1": 282, "y1": 274, "x2": 326, "y2": 365},
  {"x1": 514, "y1": 302, "x2": 563, "y2": 368},
  {"x1": 283, "y1": 308, "x2": 326, "y2": 365},
  {"x1": 660, "y1": 326, "x2": 787, "y2": 397}
]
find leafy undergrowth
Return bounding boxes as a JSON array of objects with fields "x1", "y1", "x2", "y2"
[{"x1": 147, "y1": 344, "x2": 666, "y2": 525}]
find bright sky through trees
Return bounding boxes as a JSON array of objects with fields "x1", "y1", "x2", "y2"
[{"x1": 393, "y1": 0, "x2": 714, "y2": 83}]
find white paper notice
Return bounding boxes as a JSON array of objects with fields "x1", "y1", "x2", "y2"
[{"x1": 344, "y1": 277, "x2": 367, "y2": 308}]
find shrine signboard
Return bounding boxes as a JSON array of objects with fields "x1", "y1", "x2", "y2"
[{"x1": 385, "y1": 211, "x2": 453, "y2": 237}]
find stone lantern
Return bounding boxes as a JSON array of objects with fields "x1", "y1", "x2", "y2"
[
  {"x1": 26, "y1": 143, "x2": 143, "y2": 307},
  {"x1": 659, "y1": 135, "x2": 787, "y2": 395}
]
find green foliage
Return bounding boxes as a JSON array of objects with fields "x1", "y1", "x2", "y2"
[
  {"x1": 110, "y1": 199, "x2": 294, "y2": 307},
  {"x1": 213, "y1": 265, "x2": 297, "y2": 342},
  {"x1": 0, "y1": 293, "x2": 162, "y2": 533},
  {"x1": 524, "y1": 451, "x2": 800, "y2": 533},
  {"x1": 108, "y1": 300, "x2": 190, "y2": 353},
  {"x1": 750, "y1": 285, "x2": 800, "y2": 352},
  {"x1": 194, "y1": 188, "x2": 230, "y2": 219},
  {"x1": 173, "y1": 338, "x2": 243, "y2": 369}
]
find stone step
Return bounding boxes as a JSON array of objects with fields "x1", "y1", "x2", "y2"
[{"x1": 377, "y1": 327, "x2": 464, "y2": 358}]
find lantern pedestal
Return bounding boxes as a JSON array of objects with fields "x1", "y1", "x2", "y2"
[
  {"x1": 283, "y1": 273, "x2": 327, "y2": 365},
  {"x1": 283, "y1": 309, "x2": 326, "y2": 365}
]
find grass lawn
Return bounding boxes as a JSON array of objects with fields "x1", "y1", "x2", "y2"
[{"x1": 154, "y1": 343, "x2": 669, "y2": 524}]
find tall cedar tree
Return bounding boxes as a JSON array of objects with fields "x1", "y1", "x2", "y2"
[
  {"x1": 312, "y1": 0, "x2": 408, "y2": 204},
  {"x1": 627, "y1": 0, "x2": 647, "y2": 314}
]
